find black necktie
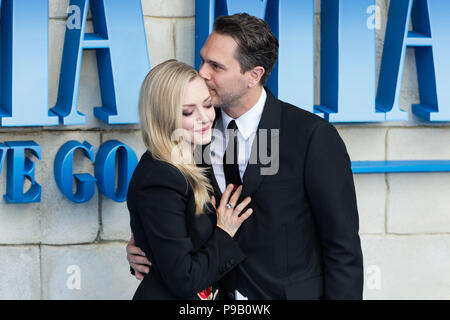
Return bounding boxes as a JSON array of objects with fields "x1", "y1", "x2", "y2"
[{"x1": 223, "y1": 120, "x2": 242, "y2": 190}]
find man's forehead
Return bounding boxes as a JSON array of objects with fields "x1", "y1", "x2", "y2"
[{"x1": 201, "y1": 32, "x2": 238, "y2": 60}]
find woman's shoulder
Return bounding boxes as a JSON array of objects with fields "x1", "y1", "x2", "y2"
[{"x1": 131, "y1": 151, "x2": 189, "y2": 194}]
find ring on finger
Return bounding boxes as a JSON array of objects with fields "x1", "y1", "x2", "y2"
[{"x1": 226, "y1": 203, "x2": 233, "y2": 209}]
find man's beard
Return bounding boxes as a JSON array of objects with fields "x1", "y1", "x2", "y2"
[{"x1": 211, "y1": 88, "x2": 245, "y2": 110}]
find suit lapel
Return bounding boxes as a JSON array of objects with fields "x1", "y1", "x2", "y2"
[{"x1": 241, "y1": 88, "x2": 281, "y2": 198}]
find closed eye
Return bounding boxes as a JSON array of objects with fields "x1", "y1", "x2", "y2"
[{"x1": 212, "y1": 63, "x2": 223, "y2": 70}]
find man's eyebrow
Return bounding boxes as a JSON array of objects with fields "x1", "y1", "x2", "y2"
[
  {"x1": 199, "y1": 52, "x2": 225, "y2": 67},
  {"x1": 202, "y1": 57, "x2": 226, "y2": 69}
]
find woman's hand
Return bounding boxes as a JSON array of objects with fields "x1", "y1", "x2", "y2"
[{"x1": 213, "y1": 184, "x2": 253, "y2": 237}]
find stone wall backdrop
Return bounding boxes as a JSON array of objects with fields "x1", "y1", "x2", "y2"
[{"x1": 0, "y1": 0, "x2": 449, "y2": 299}]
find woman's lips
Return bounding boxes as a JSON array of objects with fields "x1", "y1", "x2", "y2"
[
  {"x1": 201, "y1": 126, "x2": 210, "y2": 134},
  {"x1": 196, "y1": 126, "x2": 211, "y2": 134}
]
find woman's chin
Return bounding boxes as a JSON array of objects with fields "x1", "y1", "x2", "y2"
[
  {"x1": 197, "y1": 136, "x2": 212, "y2": 146},
  {"x1": 192, "y1": 131, "x2": 212, "y2": 146}
]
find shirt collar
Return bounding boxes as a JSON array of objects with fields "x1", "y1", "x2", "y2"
[{"x1": 221, "y1": 88, "x2": 267, "y2": 140}]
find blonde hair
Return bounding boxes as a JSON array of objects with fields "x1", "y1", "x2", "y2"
[{"x1": 139, "y1": 59, "x2": 213, "y2": 214}]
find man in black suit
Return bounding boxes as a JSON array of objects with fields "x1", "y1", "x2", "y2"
[{"x1": 127, "y1": 13, "x2": 363, "y2": 299}]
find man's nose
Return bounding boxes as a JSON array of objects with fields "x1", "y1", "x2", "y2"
[{"x1": 199, "y1": 63, "x2": 210, "y2": 81}]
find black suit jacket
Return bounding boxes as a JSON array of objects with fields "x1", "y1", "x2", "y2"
[
  {"x1": 202, "y1": 88, "x2": 363, "y2": 300},
  {"x1": 127, "y1": 151, "x2": 246, "y2": 299}
]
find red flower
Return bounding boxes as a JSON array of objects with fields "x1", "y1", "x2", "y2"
[{"x1": 197, "y1": 286, "x2": 212, "y2": 300}]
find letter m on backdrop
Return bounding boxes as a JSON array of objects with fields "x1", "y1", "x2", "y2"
[{"x1": 195, "y1": 0, "x2": 316, "y2": 115}]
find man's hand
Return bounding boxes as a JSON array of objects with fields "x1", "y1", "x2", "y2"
[{"x1": 126, "y1": 233, "x2": 152, "y2": 280}]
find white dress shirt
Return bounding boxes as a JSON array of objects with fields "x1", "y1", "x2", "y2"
[{"x1": 210, "y1": 88, "x2": 267, "y2": 194}]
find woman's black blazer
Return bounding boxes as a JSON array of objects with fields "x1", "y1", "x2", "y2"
[{"x1": 127, "y1": 151, "x2": 246, "y2": 300}]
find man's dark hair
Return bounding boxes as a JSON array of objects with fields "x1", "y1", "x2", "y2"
[{"x1": 213, "y1": 13, "x2": 279, "y2": 86}]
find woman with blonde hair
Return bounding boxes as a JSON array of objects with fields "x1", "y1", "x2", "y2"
[{"x1": 127, "y1": 59, "x2": 252, "y2": 300}]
